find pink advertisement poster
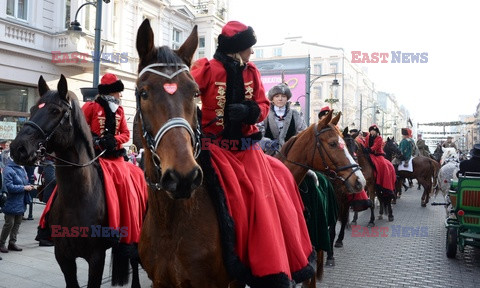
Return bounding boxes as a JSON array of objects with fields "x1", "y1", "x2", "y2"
[{"x1": 261, "y1": 73, "x2": 307, "y2": 108}]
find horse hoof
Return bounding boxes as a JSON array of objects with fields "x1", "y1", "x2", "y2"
[
  {"x1": 325, "y1": 259, "x2": 335, "y2": 267},
  {"x1": 378, "y1": 215, "x2": 383, "y2": 220},
  {"x1": 421, "y1": 203, "x2": 426, "y2": 207},
  {"x1": 388, "y1": 216, "x2": 394, "y2": 222},
  {"x1": 351, "y1": 221, "x2": 357, "y2": 226},
  {"x1": 391, "y1": 199, "x2": 397, "y2": 205},
  {"x1": 334, "y1": 241, "x2": 343, "y2": 248},
  {"x1": 367, "y1": 222, "x2": 375, "y2": 228}
]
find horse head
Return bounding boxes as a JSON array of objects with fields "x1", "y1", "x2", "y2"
[
  {"x1": 135, "y1": 19, "x2": 202, "y2": 199},
  {"x1": 11, "y1": 75, "x2": 92, "y2": 166},
  {"x1": 342, "y1": 127, "x2": 359, "y2": 160},
  {"x1": 384, "y1": 137, "x2": 401, "y2": 162},
  {"x1": 282, "y1": 110, "x2": 366, "y2": 193},
  {"x1": 441, "y1": 147, "x2": 458, "y2": 165}
]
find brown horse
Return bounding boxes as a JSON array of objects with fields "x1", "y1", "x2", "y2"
[
  {"x1": 278, "y1": 111, "x2": 366, "y2": 287},
  {"x1": 10, "y1": 75, "x2": 140, "y2": 288},
  {"x1": 383, "y1": 138, "x2": 441, "y2": 207}
]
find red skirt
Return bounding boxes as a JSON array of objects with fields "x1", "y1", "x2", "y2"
[
  {"x1": 370, "y1": 154, "x2": 396, "y2": 191},
  {"x1": 208, "y1": 143, "x2": 313, "y2": 280},
  {"x1": 39, "y1": 157, "x2": 147, "y2": 244}
]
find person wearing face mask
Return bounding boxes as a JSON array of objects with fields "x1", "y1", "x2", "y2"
[{"x1": 191, "y1": 20, "x2": 314, "y2": 287}]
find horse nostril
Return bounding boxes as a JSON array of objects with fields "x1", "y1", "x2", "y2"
[
  {"x1": 161, "y1": 169, "x2": 179, "y2": 193},
  {"x1": 190, "y1": 166, "x2": 203, "y2": 190}
]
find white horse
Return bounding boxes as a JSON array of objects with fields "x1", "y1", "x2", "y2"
[
  {"x1": 434, "y1": 148, "x2": 460, "y2": 215},
  {"x1": 440, "y1": 147, "x2": 458, "y2": 165}
]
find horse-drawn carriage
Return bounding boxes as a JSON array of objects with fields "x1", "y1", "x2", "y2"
[{"x1": 445, "y1": 172, "x2": 480, "y2": 258}]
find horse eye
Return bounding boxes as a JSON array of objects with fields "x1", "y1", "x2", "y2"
[
  {"x1": 140, "y1": 90, "x2": 148, "y2": 100},
  {"x1": 329, "y1": 142, "x2": 337, "y2": 148},
  {"x1": 194, "y1": 91, "x2": 200, "y2": 98}
]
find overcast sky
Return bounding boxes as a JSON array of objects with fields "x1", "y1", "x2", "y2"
[{"x1": 229, "y1": 0, "x2": 480, "y2": 123}]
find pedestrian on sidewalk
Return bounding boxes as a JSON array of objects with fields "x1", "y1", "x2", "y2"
[{"x1": 0, "y1": 156, "x2": 34, "y2": 253}]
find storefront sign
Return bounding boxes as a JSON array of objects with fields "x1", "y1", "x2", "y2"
[{"x1": 0, "y1": 121, "x2": 17, "y2": 140}]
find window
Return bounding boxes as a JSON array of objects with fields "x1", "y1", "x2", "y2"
[
  {"x1": 6, "y1": 0, "x2": 28, "y2": 21},
  {"x1": 0, "y1": 82, "x2": 37, "y2": 141},
  {"x1": 314, "y1": 85, "x2": 323, "y2": 101},
  {"x1": 199, "y1": 36, "x2": 205, "y2": 48},
  {"x1": 172, "y1": 28, "x2": 182, "y2": 49},
  {"x1": 314, "y1": 64, "x2": 322, "y2": 75},
  {"x1": 254, "y1": 49, "x2": 263, "y2": 58},
  {"x1": 84, "y1": 4, "x2": 96, "y2": 32},
  {"x1": 64, "y1": 0, "x2": 71, "y2": 28},
  {"x1": 273, "y1": 48, "x2": 282, "y2": 57},
  {"x1": 329, "y1": 62, "x2": 338, "y2": 74}
]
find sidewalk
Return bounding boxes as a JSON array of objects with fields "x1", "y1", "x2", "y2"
[{"x1": 0, "y1": 201, "x2": 152, "y2": 288}]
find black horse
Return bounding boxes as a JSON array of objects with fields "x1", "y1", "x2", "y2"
[{"x1": 10, "y1": 75, "x2": 141, "y2": 288}]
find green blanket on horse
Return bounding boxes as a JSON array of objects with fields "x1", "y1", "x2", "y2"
[{"x1": 299, "y1": 172, "x2": 338, "y2": 252}]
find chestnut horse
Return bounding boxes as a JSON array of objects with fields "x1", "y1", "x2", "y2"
[
  {"x1": 278, "y1": 112, "x2": 366, "y2": 287},
  {"x1": 343, "y1": 128, "x2": 396, "y2": 224},
  {"x1": 10, "y1": 75, "x2": 140, "y2": 288},
  {"x1": 383, "y1": 138, "x2": 441, "y2": 207}
]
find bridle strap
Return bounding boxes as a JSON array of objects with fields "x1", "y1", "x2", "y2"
[{"x1": 138, "y1": 63, "x2": 190, "y2": 79}]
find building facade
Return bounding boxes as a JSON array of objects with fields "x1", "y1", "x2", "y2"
[{"x1": 0, "y1": 0, "x2": 227, "y2": 145}]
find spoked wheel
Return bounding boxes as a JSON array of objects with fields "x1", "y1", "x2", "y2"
[{"x1": 446, "y1": 227, "x2": 457, "y2": 258}]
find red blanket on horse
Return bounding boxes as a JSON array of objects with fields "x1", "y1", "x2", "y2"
[
  {"x1": 39, "y1": 157, "x2": 148, "y2": 244},
  {"x1": 369, "y1": 154, "x2": 396, "y2": 192},
  {"x1": 208, "y1": 143, "x2": 313, "y2": 281}
]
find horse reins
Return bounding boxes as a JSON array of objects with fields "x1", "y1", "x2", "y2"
[
  {"x1": 25, "y1": 99, "x2": 106, "y2": 167},
  {"x1": 136, "y1": 62, "x2": 201, "y2": 190},
  {"x1": 277, "y1": 123, "x2": 360, "y2": 184}
]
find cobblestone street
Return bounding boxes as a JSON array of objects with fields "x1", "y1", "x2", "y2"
[
  {"x1": 319, "y1": 183, "x2": 480, "y2": 287},
  {"x1": 1, "y1": 182, "x2": 479, "y2": 287}
]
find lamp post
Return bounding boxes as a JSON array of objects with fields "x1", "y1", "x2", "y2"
[
  {"x1": 292, "y1": 95, "x2": 306, "y2": 116},
  {"x1": 69, "y1": 0, "x2": 109, "y2": 101},
  {"x1": 310, "y1": 71, "x2": 341, "y2": 123}
]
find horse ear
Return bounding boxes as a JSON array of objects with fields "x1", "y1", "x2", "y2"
[
  {"x1": 342, "y1": 127, "x2": 348, "y2": 137},
  {"x1": 38, "y1": 76, "x2": 50, "y2": 97},
  {"x1": 57, "y1": 74, "x2": 69, "y2": 101},
  {"x1": 331, "y1": 111, "x2": 341, "y2": 125},
  {"x1": 136, "y1": 19, "x2": 155, "y2": 62},
  {"x1": 387, "y1": 137, "x2": 391, "y2": 141},
  {"x1": 176, "y1": 25, "x2": 198, "y2": 67}
]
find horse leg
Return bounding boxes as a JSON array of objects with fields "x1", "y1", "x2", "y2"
[
  {"x1": 387, "y1": 199, "x2": 394, "y2": 221},
  {"x1": 86, "y1": 249, "x2": 106, "y2": 288},
  {"x1": 351, "y1": 211, "x2": 358, "y2": 226},
  {"x1": 326, "y1": 225, "x2": 336, "y2": 266},
  {"x1": 334, "y1": 208, "x2": 349, "y2": 248},
  {"x1": 55, "y1": 251, "x2": 80, "y2": 288},
  {"x1": 367, "y1": 204, "x2": 375, "y2": 227},
  {"x1": 378, "y1": 197, "x2": 384, "y2": 220},
  {"x1": 130, "y1": 257, "x2": 140, "y2": 288}
]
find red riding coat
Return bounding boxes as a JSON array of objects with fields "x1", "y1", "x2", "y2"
[
  {"x1": 192, "y1": 58, "x2": 270, "y2": 139},
  {"x1": 82, "y1": 101, "x2": 130, "y2": 149}
]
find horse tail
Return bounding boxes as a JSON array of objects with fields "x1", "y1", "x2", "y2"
[
  {"x1": 430, "y1": 159, "x2": 441, "y2": 195},
  {"x1": 111, "y1": 243, "x2": 136, "y2": 286}
]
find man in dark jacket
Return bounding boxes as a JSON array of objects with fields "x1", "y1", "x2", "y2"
[
  {"x1": 0, "y1": 157, "x2": 34, "y2": 253},
  {"x1": 457, "y1": 144, "x2": 480, "y2": 176}
]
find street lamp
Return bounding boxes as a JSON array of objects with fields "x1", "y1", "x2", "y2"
[
  {"x1": 292, "y1": 95, "x2": 306, "y2": 116},
  {"x1": 325, "y1": 76, "x2": 340, "y2": 108},
  {"x1": 69, "y1": 0, "x2": 110, "y2": 101}
]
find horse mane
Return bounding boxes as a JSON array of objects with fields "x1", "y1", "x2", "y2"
[
  {"x1": 68, "y1": 91, "x2": 96, "y2": 159},
  {"x1": 281, "y1": 134, "x2": 299, "y2": 157}
]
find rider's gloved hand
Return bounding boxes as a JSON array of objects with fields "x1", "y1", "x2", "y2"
[
  {"x1": 226, "y1": 103, "x2": 249, "y2": 122},
  {"x1": 98, "y1": 134, "x2": 117, "y2": 151},
  {"x1": 226, "y1": 101, "x2": 260, "y2": 124}
]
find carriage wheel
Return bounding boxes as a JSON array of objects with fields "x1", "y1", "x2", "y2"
[{"x1": 446, "y1": 227, "x2": 457, "y2": 258}]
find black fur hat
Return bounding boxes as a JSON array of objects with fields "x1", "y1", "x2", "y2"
[
  {"x1": 98, "y1": 73, "x2": 124, "y2": 95},
  {"x1": 401, "y1": 128, "x2": 408, "y2": 136},
  {"x1": 369, "y1": 124, "x2": 380, "y2": 134},
  {"x1": 218, "y1": 21, "x2": 257, "y2": 54}
]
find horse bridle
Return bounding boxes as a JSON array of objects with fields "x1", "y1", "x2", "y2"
[
  {"x1": 136, "y1": 62, "x2": 201, "y2": 190},
  {"x1": 279, "y1": 123, "x2": 360, "y2": 184},
  {"x1": 24, "y1": 99, "x2": 105, "y2": 167}
]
